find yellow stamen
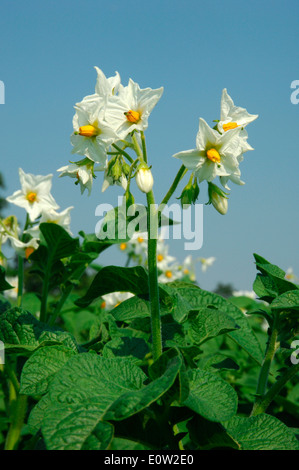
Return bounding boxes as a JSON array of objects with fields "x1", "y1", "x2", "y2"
[
  {"x1": 78, "y1": 125, "x2": 99, "y2": 137},
  {"x1": 137, "y1": 237, "x2": 144, "y2": 243},
  {"x1": 165, "y1": 270, "x2": 172, "y2": 279},
  {"x1": 206, "y1": 148, "x2": 221, "y2": 163},
  {"x1": 223, "y1": 122, "x2": 238, "y2": 132},
  {"x1": 125, "y1": 110, "x2": 140, "y2": 123},
  {"x1": 26, "y1": 192, "x2": 37, "y2": 203},
  {"x1": 157, "y1": 254, "x2": 164, "y2": 262},
  {"x1": 183, "y1": 268, "x2": 189, "y2": 275},
  {"x1": 25, "y1": 247, "x2": 35, "y2": 259},
  {"x1": 120, "y1": 243, "x2": 127, "y2": 251},
  {"x1": 114, "y1": 302, "x2": 121, "y2": 308}
]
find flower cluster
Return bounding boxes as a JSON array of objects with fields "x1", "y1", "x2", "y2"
[
  {"x1": 58, "y1": 68, "x2": 163, "y2": 195},
  {"x1": 2, "y1": 169, "x2": 73, "y2": 261},
  {"x1": 173, "y1": 89, "x2": 258, "y2": 214}
]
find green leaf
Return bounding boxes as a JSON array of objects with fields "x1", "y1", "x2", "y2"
[
  {"x1": 103, "y1": 351, "x2": 182, "y2": 421},
  {"x1": 271, "y1": 290, "x2": 299, "y2": 310},
  {"x1": 168, "y1": 282, "x2": 263, "y2": 363},
  {"x1": 158, "y1": 283, "x2": 194, "y2": 323},
  {"x1": 0, "y1": 307, "x2": 78, "y2": 354},
  {"x1": 20, "y1": 345, "x2": 77, "y2": 395},
  {"x1": 187, "y1": 308, "x2": 239, "y2": 346},
  {"x1": 75, "y1": 266, "x2": 149, "y2": 308},
  {"x1": 110, "y1": 438, "x2": 152, "y2": 450},
  {"x1": 40, "y1": 353, "x2": 182, "y2": 449},
  {"x1": 187, "y1": 415, "x2": 239, "y2": 450},
  {"x1": 81, "y1": 420, "x2": 114, "y2": 450},
  {"x1": 0, "y1": 295, "x2": 10, "y2": 314},
  {"x1": 223, "y1": 414, "x2": 299, "y2": 450},
  {"x1": 40, "y1": 355, "x2": 147, "y2": 449},
  {"x1": 79, "y1": 231, "x2": 113, "y2": 254},
  {"x1": 27, "y1": 394, "x2": 52, "y2": 435},
  {"x1": 183, "y1": 369, "x2": 238, "y2": 422},
  {"x1": 39, "y1": 223, "x2": 79, "y2": 261},
  {"x1": 0, "y1": 266, "x2": 13, "y2": 292},
  {"x1": 111, "y1": 295, "x2": 151, "y2": 322},
  {"x1": 47, "y1": 354, "x2": 146, "y2": 406},
  {"x1": 42, "y1": 403, "x2": 114, "y2": 450},
  {"x1": 102, "y1": 336, "x2": 150, "y2": 365},
  {"x1": 253, "y1": 253, "x2": 299, "y2": 300}
]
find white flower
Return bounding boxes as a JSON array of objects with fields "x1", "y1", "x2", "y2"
[
  {"x1": 218, "y1": 89, "x2": 258, "y2": 134},
  {"x1": 135, "y1": 168, "x2": 154, "y2": 194},
  {"x1": 71, "y1": 95, "x2": 118, "y2": 164},
  {"x1": 4, "y1": 276, "x2": 19, "y2": 300},
  {"x1": 173, "y1": 118, "x2": 244, "y2": 186},
  {"x1": 57, "y1": 161, "x2": 105, "y2": 196},
  {"x1": 101, "y1": 291, "x2": 134, "y2": 310},
  {"x1": 158, "y1": 262, "x2": 183, "y2": 284},
  {"x1": 8, "y1": 236, "x2": 39, "y2": 259},
  {"x1": 128, "y1": 232, "x2": 148, "y2": 256},
  {"x1": 285, "y1": 268, "x2": 299, "y2": 283},
  {"x1": 198, "y1": 256, "x2": 216, "y2": 273},
  {"x1": 6, "y1": 168, "x2": 59, "y2": 222},
  {"x1": 181, "y1": 255, "x2": 197, "y2": 281},
  {"x1": 105, "y1": 79, "x2": 163, "y2": 140},
  {"x1": 26, "y1": 206, "x2": 74, "y2": 238},
  {"x1": 94, "y1": 67, "x2": 121, "y2": 97},
  {"x1": 156, "y1": 240, "x2": 176, "y2": 271}
]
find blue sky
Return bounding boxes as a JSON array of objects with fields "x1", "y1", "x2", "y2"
[{"x1": 0, "y1": 0, "x2": 298, "y2": 291}]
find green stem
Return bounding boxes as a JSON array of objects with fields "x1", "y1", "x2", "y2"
[
  {"x1": 160, "y1": 165, "x2": 187, "y2": 207},
  {"x1": 17, "y1": 256, "x2": 24, "y2": 307},
  {"x1": 251, "y1": 313, "x2": 280, "y2": 416},
  {"x1": 4, "y1": 394, "x2": 27, "y2": 450},
  {"x1": 17, "y1": 214, "x2": 31, "y2": 308},
  {"x1": 112, "y1": 144, "x2": 134, "y2": 164},
  {"x1": 139, "y1": 133, "x2": 162, "y2": 361},
  {"x1": 252, "y1": 361, "x2": 299, "y2": 416},
  {"x1": 132, "y1": 133, "x2": 143, "y2": 159},
  {"x1": 48, "y1": 284, "x2": 73, "y2": 326},
  {"x1": 140, "y1": 131, "x2": 148, "y2": 163},
  {"x1": 146, "y1": 190, "x2": 162, "y2": 361}
]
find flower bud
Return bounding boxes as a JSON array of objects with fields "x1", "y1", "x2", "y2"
[
  {"x1": 211, "y1": 192, "x2": 228, "y2": 215},
  {"x1": 110, "y1": 158, "x2": 123, "y2": 181},
  {"x1": 208, "y1": 182, "x2": 229, "y2": 215},
  {"x1": 136, "y1": 168, "x2": 154, "y2": 194},
  {"x1": 125, "y1": 190, "x2": 135, "y2": 208},
  {"x1": 178, "y1": 176, "x2": 199, "y2": 208}
]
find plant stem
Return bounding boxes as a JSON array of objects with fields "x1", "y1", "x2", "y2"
[
  {"x1": 112, "y1": 143, "x2": 134, "y2": 163},
  {"x1": 146, "y1": 189, "x2": 162, "y2": 361},
  {"x1": 251, "y1": 312, "x2": 280, "y2": 416},
  {"x1": 17, "y1": 256, "x2": 24, "y2": 307},
  {"x1": 132, "y1": 133, "x2": 143, "y2": 159},
  {"x1": 17, "y1": 214, "x2": 31, "y2": 308},
  {"x1": 4, "y1": 363, "x2": 27, "y2": 451},
  {"x1": 4, "y1": 394, "x2": 27, "y2": 450},
  {"x1": 48, "y1": 284, "x2": 73, "y2": 326},
  {"x1": 252, "y1": 362, "x2": 299, "y2": 416},
  {"x1": 140, "y1": 133, "x2": 162, "y2": 361},
  {"x1": 140, "y1": 131, "x2": 148, "y2": 163},
  {"x1": 160, "y1": 164, "x2": 187, "y2": 207}
]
